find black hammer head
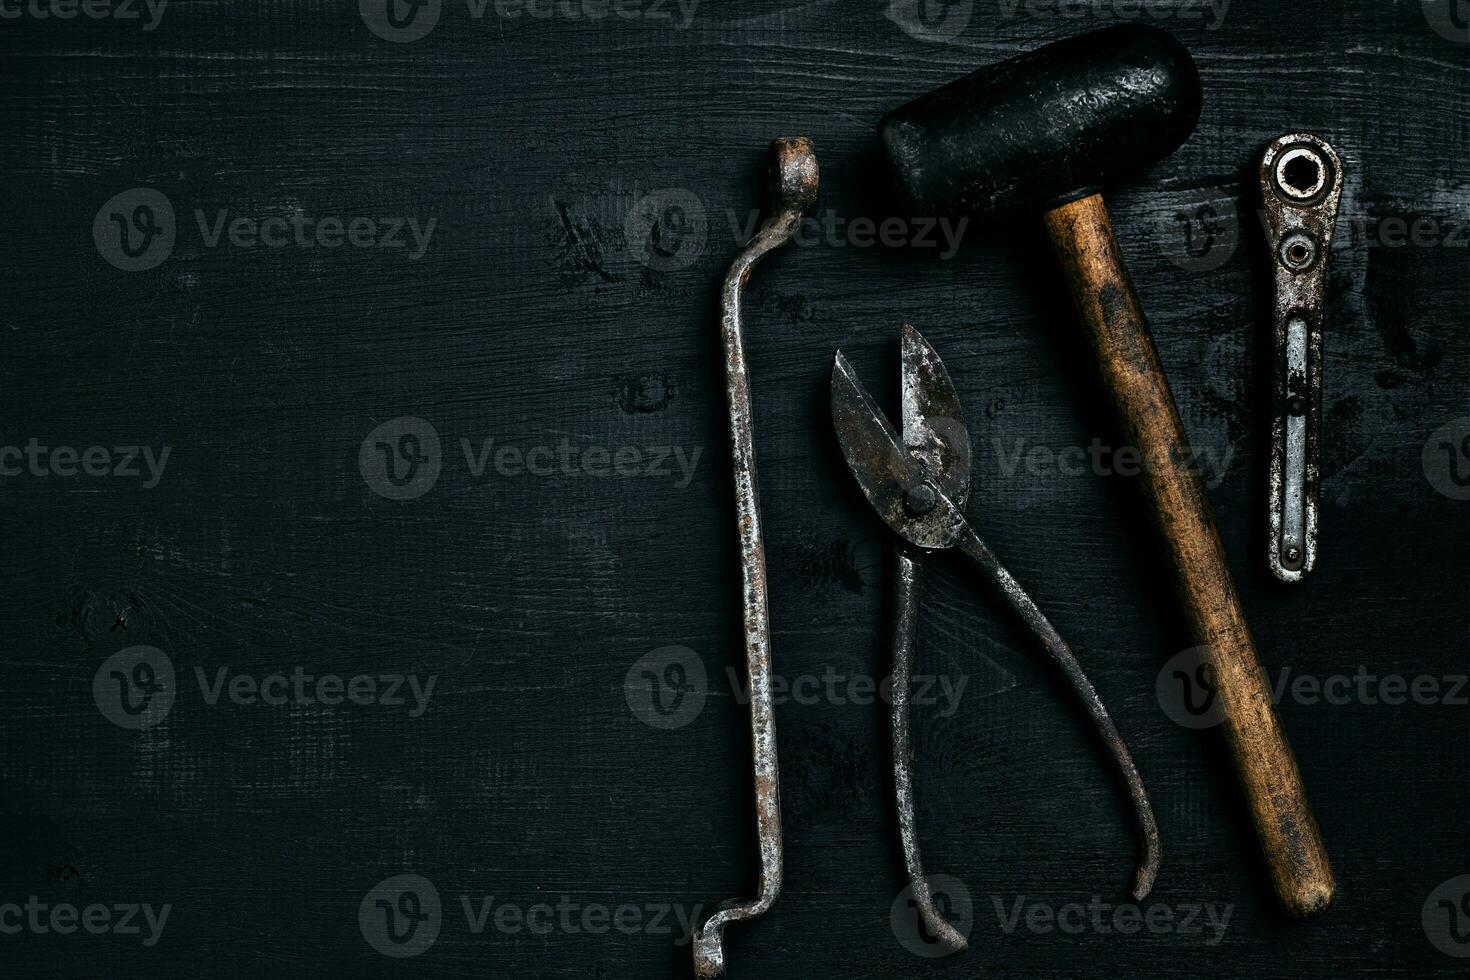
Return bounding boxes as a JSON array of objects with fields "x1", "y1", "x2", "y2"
[{"x1": 879, "y1": 25, "x2": 1201, "y2": 216}]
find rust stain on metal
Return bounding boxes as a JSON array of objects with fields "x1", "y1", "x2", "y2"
[
  {"x1": 691, "y1": 136, "x2": 817, "y2": 980},
  {"x1": 1260, "y1": 132, "x2": 1342, "y2": 583},
  {"x1": 832, "y1": 326, "x2": 1162, "y2": 941}
]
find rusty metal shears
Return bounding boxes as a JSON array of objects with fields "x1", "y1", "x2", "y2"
[{"x1": 831, "y1": 325, "x2": 1161, "y2": 953}]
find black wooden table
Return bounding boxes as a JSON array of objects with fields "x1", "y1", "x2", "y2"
[{"x1": 3, "y1": 2, "x2": 1467, "y2": 976}]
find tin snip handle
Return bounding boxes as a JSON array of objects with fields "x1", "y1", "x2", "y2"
[{"x1": 1260, "y1": 133, "x2": 1342, "y2": 582}]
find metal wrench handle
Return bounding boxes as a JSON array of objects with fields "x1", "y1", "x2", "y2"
[
  {"x1": 693, "y1": 137, "x2": 818, "y2": 980},
  {"x1": 1261, "y1": 133, "x2": 1343, "y2": 582}
]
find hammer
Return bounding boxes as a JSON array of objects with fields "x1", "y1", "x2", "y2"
[{"x1": 878, "y1": 25, "x2": 1333, "y2": 918}]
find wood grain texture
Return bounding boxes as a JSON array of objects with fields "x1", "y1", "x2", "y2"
[
  {"x1": 0, "y1": 2, "x2": 1467, "y2": 978},
  {"x1": 1044, "y1": 191, "x2": 1332, "y2": 917}
]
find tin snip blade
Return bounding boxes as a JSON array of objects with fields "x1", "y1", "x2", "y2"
[{"x1": 831, "y1": 325, "x2": 1161, "y2": 952}]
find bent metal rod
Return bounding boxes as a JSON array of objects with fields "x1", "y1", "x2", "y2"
[{"x1": 691, "y1": 136, "x2": 818, "y2": 980}]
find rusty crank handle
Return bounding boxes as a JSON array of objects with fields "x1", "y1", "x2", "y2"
[{"x1": 691, "y1": 137, "x2": 818, "y2": 980}]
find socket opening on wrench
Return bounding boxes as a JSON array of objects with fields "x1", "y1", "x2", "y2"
[{"x1": 1271, "y1": 144, "x2": 1333, "y2": 205}]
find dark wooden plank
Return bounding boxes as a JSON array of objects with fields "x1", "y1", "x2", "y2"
[{"x1": 0, "y1": 1, "x2": 1466, "y2": 976}]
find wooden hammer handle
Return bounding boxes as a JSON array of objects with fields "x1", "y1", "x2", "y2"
[{"x1": 1042, "y1": 192, "x2": 1334, "y2": 918}]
